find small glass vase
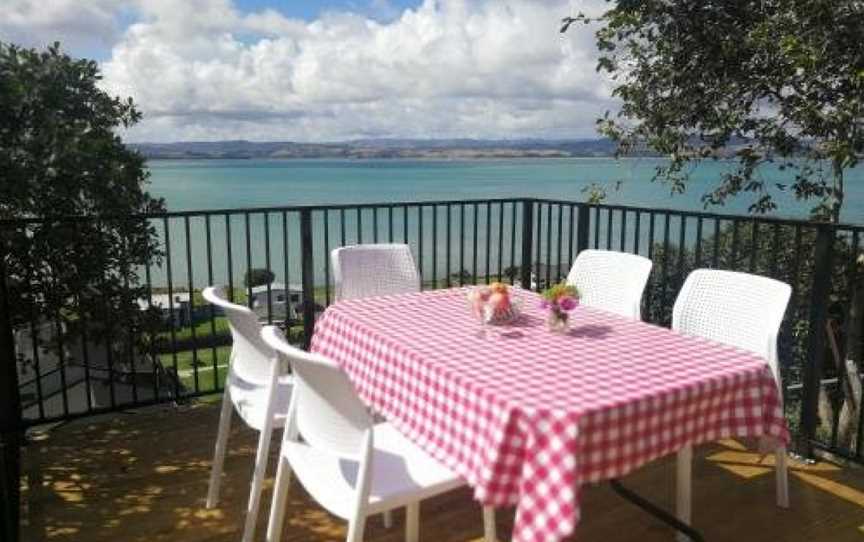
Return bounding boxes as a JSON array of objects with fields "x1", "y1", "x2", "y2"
[{"x1": 546, "y1": 310, "x2": 569, "y2": 333}]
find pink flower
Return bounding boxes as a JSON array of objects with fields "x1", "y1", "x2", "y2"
[
  {"x1": 558, "y1": 296, "x2": 579, "y2": 311},
  {"x1": 539, "y1": 299, "x2": 552, "y2": 310}
]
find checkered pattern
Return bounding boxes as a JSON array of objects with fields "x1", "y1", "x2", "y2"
[{"x1": 312, "y1": 288, "x2": 789, "y2": 542}]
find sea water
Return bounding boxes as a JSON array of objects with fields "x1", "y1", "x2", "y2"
[{"x1": 143, "y1": 158, "x2": 864, "y2": 288}]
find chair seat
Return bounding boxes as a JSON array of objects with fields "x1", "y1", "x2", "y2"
[
  {"x1": 228, "y1": 372, "x2": 293, "y2": 431},
  {"x1": 284, "y1": 422, "x2": 463, "y2": 519}
]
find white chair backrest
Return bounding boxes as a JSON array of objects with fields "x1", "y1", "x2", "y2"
[
  {"x1": 566, "y1": 249, "x2": 653, "y2": 319},
  {"x1": 261, "y1": 326, "x2": 373, "y2": 459},
  {"x1": 672, "y1": 269, "x2": 791, "y2": 385},
  {"x1": 202, "y1": 286, "x2": 274, "y2": 384},
  {"x1": 331, "y1": 243, "x2": 420, "y2": 302}
]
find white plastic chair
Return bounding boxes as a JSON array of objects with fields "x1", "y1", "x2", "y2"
[
  {"x1": 565, "y1": 249, "x2": 653, "y2": 319},
  {"x1": 260, "y1": 326, "x2": 496, "y2": 542},
  {"x1": 331, "y1": 244, "x2": 421, "y2": 302},
  {"x1": 201, "y1": 286, "x2": 293, "y2": 542},
  {"x1": 671, "y1": 269, "x2": 792, "y2": 535}
]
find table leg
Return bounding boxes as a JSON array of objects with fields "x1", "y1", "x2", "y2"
[
  {"x1": 609, "y1": 478, "x2": 704, "y2": 542},
  {"x1": 483, "y1": 505, "x2": 497, "y2": 542},
  {"x1": 676, "y1": 444, "x2": 693, "y2": 541}
]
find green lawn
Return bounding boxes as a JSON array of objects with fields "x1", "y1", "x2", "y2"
[
  {"x1": 159, "y1": 315, "x2": 231, "y2": 342},
  {"x1": 159, "y1": 346, "x2": 231, "y2": 394}
]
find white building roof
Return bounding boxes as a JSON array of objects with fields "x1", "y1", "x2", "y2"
[{"x1": 250, "y1": 282, "x2": 302, "y2": 294}]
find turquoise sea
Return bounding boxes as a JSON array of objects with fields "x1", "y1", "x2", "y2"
[
  {"x1": 143, "y1": 158, "x2": 864, "y2": 288},
  {"x1": 147, "y1": 158, "x2": 864, "y2": 222}
]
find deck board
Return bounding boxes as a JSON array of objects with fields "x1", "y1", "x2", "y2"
[{"x1": 20, "y1": 402, "x2": 864, "y2": 541}]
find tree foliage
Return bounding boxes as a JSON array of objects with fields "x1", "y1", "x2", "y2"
[
  {"x1": 564, "y1": 1, "x2": 864, "y2": 221},
  {"x1": 244, "y1": 268, "x2": 276, "y2": 288},
  {"x1": 0, "y1": 42, "x2": 165, "y2": 357}
]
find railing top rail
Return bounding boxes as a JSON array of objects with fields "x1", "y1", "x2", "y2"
[
  {"x1": 534, "y1": 199, "x2": 864, "y2": 231},
  {"x1": 2, "y1": 196, "x2": 862, "y2": 231},
  {"x1": 0, "y1": 197, "x2": 531, "y2": 226}
]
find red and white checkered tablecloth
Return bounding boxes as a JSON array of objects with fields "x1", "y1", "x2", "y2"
[{"x1": 311, "y1": 288, "x2": 789, "y2": 542}]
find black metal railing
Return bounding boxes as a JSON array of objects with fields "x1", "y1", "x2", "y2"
[{"x1": 2, "y1": 198, "x2": 862, "y2": 471}]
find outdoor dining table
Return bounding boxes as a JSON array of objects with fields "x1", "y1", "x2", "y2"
[{"x1": 311, "y1": 287, "x2": 790, "y2": 542}]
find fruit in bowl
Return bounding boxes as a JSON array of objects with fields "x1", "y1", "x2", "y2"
[{"x1": 467, "y1": 282, "x2": 521, "y2": 325}]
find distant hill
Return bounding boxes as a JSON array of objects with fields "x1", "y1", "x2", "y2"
[{"x1": 130, "y1": 138, "x2": 634, "y2": 160}]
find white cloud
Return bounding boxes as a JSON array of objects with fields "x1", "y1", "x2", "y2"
[
  {"x1": 0, "y1": 0, "x2": 127, "y2": 53},
  {"x1": 5, "y1": 0, "x2": 617, "y2": 141}
]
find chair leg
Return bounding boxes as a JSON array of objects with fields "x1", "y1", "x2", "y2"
[
  {"x1": 483, "y1": 505, "x2": 497, "y2": 542},
  {"x1": 775, "y1": 445, "x2": 790, "y2": 509},
  {"x1": 406, "y1": 503, "x2": 420, "y2": 542},
  {"x1": 382, "y1": 510, "x2": 393, "y2": 528},
  {"x1": 241, "y1": 423, "x2": 276, "y2": 542},
  {"x1": 206, "y1": 386, "x2": 233, "y2": 508},
  {"x1": 346, "y1": 514, "x2": 367, "y2": 542},
  {"x1": 675, "y1": 444, "x2": 692, "y2": 542},
  {"x1": 266, "y1": 453, "x2": 293, "y2": 542}
]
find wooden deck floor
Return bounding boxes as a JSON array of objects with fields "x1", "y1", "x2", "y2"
[{"x1": 19, "y1": 402, "x2": 864, "y2": 542}]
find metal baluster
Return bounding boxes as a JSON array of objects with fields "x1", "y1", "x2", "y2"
[
  {"x1": 510, "y1": 202, "x2": 518, "y2": 285},
  {"x1": 244, "y1": 213, "x2": 253, "y2": 307},
  {"x1": 606, "y1": 208, "x2": 613, "y2": 250},
  {"x1": 184, "y1": 216, "x2": 199, "y2": 394},
  {"x1": 433, "y1": 205, "x2": 438, "y2": 288},
  {"x1": 459, "y1": 204, "x2": 465, "y2": 286},
  {"x1": 620, "y1": 209, "x2": 627, "y2": 252},
  {"x1": 568, "y1": 204, "x2": 575, "y2": 266},
  {"x1": 205, "y1": 214, "x2": 219, "y2": 390},
  {"x1": 485, "y1": 202, "x2": 492, "y2": 284},
  {"x1": 225, "y1": 214, "x2": 234, "y2": 302},
  {"x1": 418, "y1": 205, "x2": 424, "y2": 289},
  {"x1": 403, "y1": 206, "x2": 408, "y2": 245},
  {"x1": 556, "y1": 204, "x2": 564, "y2": 282},
  {"x1": 660, "y1": 213, "x2": 671, "y2": 321},
  {"x1": 712, "y1": 218, "x2": 721, "y2": 269},
  {"x1": 593, "y1": 206, "x2": 600, "y2": 249},
  {"x1": 498, "y1": 202, "x2": 505, "y2": 282},
  {"x1": 473, "y1": 204, "x2": 479, "y2": 284},
  {"x1": 323, "y1": 210, "x2": 331, "y2": 305},
  {"x1": 694, "y1": 217, "x2": 704, "y2": 268},
  {"x1": 264, "y1": 213, "x2": 273, "y2": 324},
  {"x1": 731, "y1": 219, "x2": 740, "y2": 270},
  {"x1": 446, "y1": 205, "x2": 452, "y2": 287},
  {"x1": 545, "y1": 203, "x2": 553, "y2": 287},
  {"x1": 164, "y1": 217, "x2": 179, "y2": 399},
  {"x1": 749, "y1": 221, "x2": 759, "y2": 273},
  {"x1": 145, "y1": 249, "x2": 158, "y2": 400}
]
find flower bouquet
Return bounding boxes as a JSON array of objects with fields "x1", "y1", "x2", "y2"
[
  {"x1": 467, "y1": 282, "x2": 521, "y2": 326},
  {"x1": 539, "y1": 282, "x2": 580, "y2": 333}
]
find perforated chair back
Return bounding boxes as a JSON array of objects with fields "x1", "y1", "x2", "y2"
[
  {"x1": 331, "y1": 244, "x2": 420, "y2": 302},
  {"x1": 566, "y1": 249, "x2": 653, "y2": 319},
  {"x1": 202, "y1": 286, "x2": 274, "y2": 385},
  {"x1": 672, "y1": 269, "x2": 792, "y2": 386},
  {"x1": 261, "y1": 326, "x2": 373, "y2": 459}
]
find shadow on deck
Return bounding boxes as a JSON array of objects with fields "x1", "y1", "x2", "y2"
[{"x1": 20, "y1": 402, "x2": 864, "y2": 541}]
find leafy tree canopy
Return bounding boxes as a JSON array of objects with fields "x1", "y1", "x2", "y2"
[
  {"x1": 564, "y1": 0, "x2": 864, "y2": 221},
  {"x1": 0, "y1": 42, "x2": 164, "y2": 351},
  {"x1": 244, "y1": 268, "x2": 276, "y2": 288}
]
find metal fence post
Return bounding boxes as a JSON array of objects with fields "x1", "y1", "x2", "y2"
[
  {"x1": 520, "y1": 200, "x2": 535, "y2": 290},
  {"x1": 0, "y1": 241, "x2": 22, "y2": 542},
  {"x1": 800, "y1": 223, "x2": 835, "y2": 458},
  {"x1": 576, "y1": 204, "x2": 590, "y2": 255},
  {"x1": 299, "y1": 209, "x2": 316, "y2": 350}
]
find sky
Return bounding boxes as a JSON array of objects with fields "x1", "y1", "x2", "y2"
[{"x1": 0, "y1": 0, "x2": 615, "y2": 143}]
